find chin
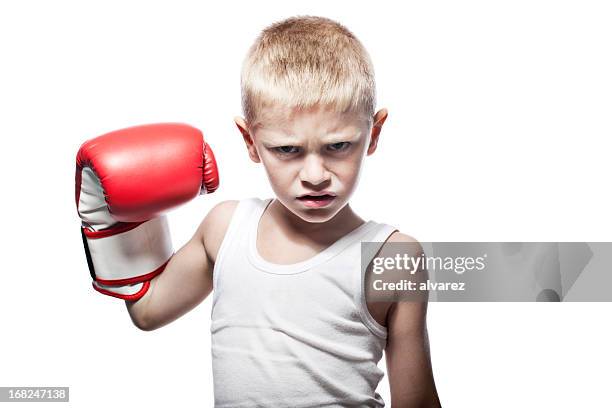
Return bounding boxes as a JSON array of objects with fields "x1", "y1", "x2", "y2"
[
  {"x1": 285, "y1": 200, "x2": 345, "y2": 224},
  {"x1": 296, "y1": 210, "x2": 337, "y2": 224}
]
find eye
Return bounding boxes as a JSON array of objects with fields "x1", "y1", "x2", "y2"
[
  {"x1": 327, "y1": 142, "x2": 351, "y2": 152},
  {"x1": 274, "y1": 146, "x2": 300, "y2": 155}
]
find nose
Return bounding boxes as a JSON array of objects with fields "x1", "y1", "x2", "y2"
[{"x1": 299, "y1": 154, "x2": 331, "y2": 186}]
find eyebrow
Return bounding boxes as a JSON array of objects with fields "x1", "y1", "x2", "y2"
[
  {"x1": 259, "y1": 130, "x2": 363, "y2": 146},
  {"x1": 319, "y1": 131, "x2": 363, "y2": 143},
  {"x1": 257, "y1": 130, "x2": 301, "y2": 143}
]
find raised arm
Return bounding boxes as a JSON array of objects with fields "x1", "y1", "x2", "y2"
[
  {"x1": 75, "y1": 123, "x2": 219, "y2": 314},
  {"x1": 126, "y1": 200, "x2": 237, "y2": 331}
]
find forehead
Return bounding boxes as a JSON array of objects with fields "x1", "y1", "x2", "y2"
[{"x1": 251, "y1": 104, "x2": 369, "y2": 138}]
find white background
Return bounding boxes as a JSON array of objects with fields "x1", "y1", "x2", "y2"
[{"x1": 1, "y1": 0, "x2": 611, "y2": 407}]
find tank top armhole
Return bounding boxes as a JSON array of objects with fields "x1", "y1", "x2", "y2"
[
  {"x1": 356, "y1": 224, "x2": 398, "y2": 340},
  {"x1": 212, "y1": 198, "x2": 263, "y2": 290}
]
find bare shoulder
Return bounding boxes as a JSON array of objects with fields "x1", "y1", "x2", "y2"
[
  {"x1": 383, "y1": 231, "x2": 429, "y2": 317},
  {"x1": 386, "y1": 231, "x2": 420, "y2": 244},
  {"x1": 382, "y1": 231, "x2": 427, "y2": 270},
  {"x1": 371, "y1": 231, "x2": 422, "y2": 265},
  {"x1": 385, "y1": 231, "x2": 423, "y2": 255},
  {"x1": 365, "y1": 230, "x2": 425, "y2": 328},
  {"x1": 199, "y1": 200, "x2": 240, "y2": 263}
]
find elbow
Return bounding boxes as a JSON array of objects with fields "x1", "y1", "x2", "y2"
[
  {"x1": 125, "y1": 301, "x2": 158, "y2": 332},
  {"x1": 131, "y1": 317, "x2": 157, "y2": 332}
]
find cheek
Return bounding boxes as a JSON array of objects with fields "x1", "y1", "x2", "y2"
[
  {"x1": 329, "y1": 153, "x2": 364, "y2": 184},
  {"x1": 260, "y1": 155, "x2": 298, "y2": 189}
]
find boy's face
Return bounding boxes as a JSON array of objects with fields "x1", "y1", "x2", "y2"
[{"x1": 235, "y1": 104, "x2": 387, "y2": 223}]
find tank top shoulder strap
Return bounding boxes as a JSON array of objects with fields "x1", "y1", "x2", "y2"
[
  {"x1": 355, "y1": 222, "x2": 399, "y2": 339},
  {"x1": 212, "y1": 197, "x2": 270, "y2": 288},
  {"x1": 362, "y1": 222, "x2": 398, "y2": 253}
]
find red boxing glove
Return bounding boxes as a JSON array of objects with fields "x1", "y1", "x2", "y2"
[{"x1": 75, "y1": 123, "x2": 219, "y2": 300}]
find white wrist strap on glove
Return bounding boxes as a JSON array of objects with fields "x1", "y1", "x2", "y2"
[{"x1": 81, "y1": 216, "x2": 173, "y2": 300}]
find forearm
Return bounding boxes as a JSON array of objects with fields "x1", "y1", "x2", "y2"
[
  {"x1": 75, "y1": 123, "x2": 219, "y2": 304},
  {"x1": 124, "y1": 235, "x2": 214, "y2": 331},
  {"x1": 125, "y1": 278, "x2": 157, "y2": 331}
]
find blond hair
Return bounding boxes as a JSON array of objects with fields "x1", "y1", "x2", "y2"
[{"x1": 240, "y1": 15, "x2": 376, "y2": 127}]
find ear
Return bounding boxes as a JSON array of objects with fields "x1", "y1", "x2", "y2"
[
  {"x1": 367, "y1": 108, "x2": 388, "y2": 156},
  {"x1": 234, "y1": 116, "x2": 261, "y2": 163}
]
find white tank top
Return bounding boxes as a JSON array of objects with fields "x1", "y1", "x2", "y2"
[{"x1": 210, "y1": 198, "x2": 397, "y2": 407}]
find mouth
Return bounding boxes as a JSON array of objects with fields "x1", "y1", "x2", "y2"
[{"x1": 296, "y1": 192, "x2": 337, "y2": 208}]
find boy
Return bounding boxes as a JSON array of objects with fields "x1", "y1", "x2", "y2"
[{"x1": 75, "y1": 15, "x2": 441, "y2": 407}]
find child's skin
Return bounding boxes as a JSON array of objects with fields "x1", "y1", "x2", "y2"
[{"x1": 126, "y1": 103, "x2": 442, "y2": 407}]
